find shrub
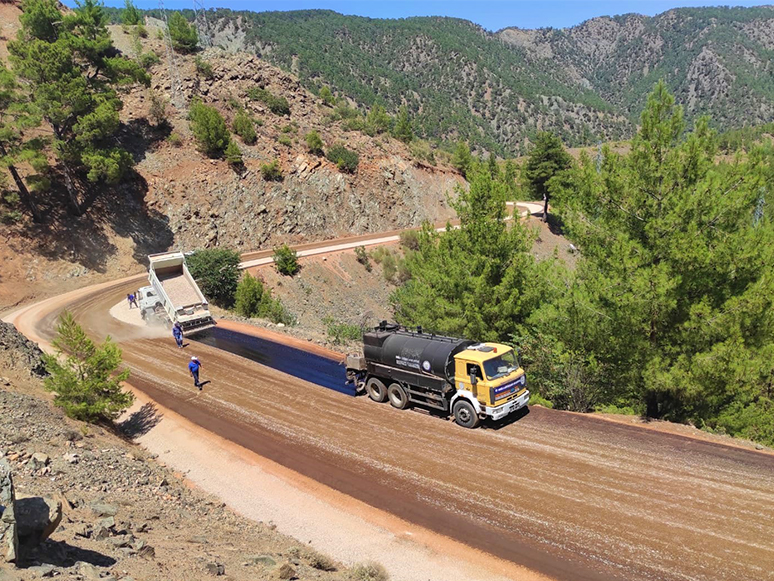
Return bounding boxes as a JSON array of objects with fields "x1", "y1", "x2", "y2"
[
  {"x1": 167, "y1": 132, "x2": 183, "y2": 147},
  {"x1": 366, "y1": 104, "x2": 391, "y2": 135},
  {"x1": 188, "y1": 100, "x2": 230, "y2": 158},
  {"x1": 225, "y1": 140, "x2": 243, "y2": 167},
  {"x1": 148, "y1": 90, "x2": 169, "y2": 126},
  {"x1": 369, "y1": 246, "x2": 390, "y2": 264},
  {"x1": 273, "y1": 244, "x2": 300, "y2": 276},
  {"x1": 281, "y1": 122, "x2": 298, "y2": 133},
  {"x1": 326, "y1": 143, "x2": 359, "y2": 173},
  {"x1": 246, "y1": 87, "x2": 290, "y2": 116},
  {"x1": 342, "y1": 116, "x2": 366, "y2": 132},
  {"x1": 236, "y1": 271, "x2": 295, "y2": 325},
  {"x1": 167, "y1": 11, "x2": 198, "y2": 53},
  {"x1": 305, "y1": 130, "x2": 323, "y2": 155},
  {"x1": 186, "y1": 248, "x2": 241, "y2": 308},
  {"x1": 354, "y1": 245, "x2": 371, "y2": 271},
  {"x1": 260, "y1": 159, "x2": 283, "y2": 181},
  {"x1": 323, "y1": 317, "x2": 362, "y2": 345},
  {"x1": 304, "y1": 549, "x2": 336, "y2": 571},
  {"x1": 232, "y1": 110, "x2": 256, "y2": 144},
  {"x1": 277, "y1": 135, "x2": 292, "y2": 147},
  {"x1": 352, "y1": 561, "x2": 389, "y2": 581},
  {"x1": 399, "y1": 230, "x2": 420, "y2": 251},
  {"x1": 136, "y1": 23, "x2": 148, "y2": 38},
  {"x1": 139, "y1": 51, "x2": 160, "y2": 69},
  {"x1": 319, "y1": 85, "x2": 334, "y2": 105},
  {"x1": 194, "y1": 56, "x2": 214, "y2": 79},
  {"x1": 409, "y1": 139, "x2": 436, "y2": 165},
  {"x1": 392, "y1": 106, "x2": 413, "y2": 143},
  {"x1": 43, "y1": 312, "x2": 133, "y2": 423},
  {"x1": 381, "y1": 252, "x2": 397, "y2": 282},
  {"x1": 395, "y1": 259, "x2": 411, "y2": 284}
]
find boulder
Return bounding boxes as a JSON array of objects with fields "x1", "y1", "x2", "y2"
[
  {"x1": 248, "y1": 554, "x2": 276, "y2": 567},
  {"x1": 276, "y1": 562, "x2": 296, "y2": 580},
  {"x1": 28, "y1": 453, "x2": 49, "y2": 471},
  {"x1": 15, "y1": 495, "x2": 62, "y2": 550},
  {"x1": 90, "y1": 503, "x2": 118, "y2": 517},
  {"x1": 0, "y1": 459, "x2": 17, "y2": 563},
  {"x1": 205, "y1": 562, "x2": 225, "y2": 576}
]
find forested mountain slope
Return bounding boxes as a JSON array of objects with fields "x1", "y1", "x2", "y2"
[{"x1": 128, "y1": 6, "x2": 774, "y2": 155}]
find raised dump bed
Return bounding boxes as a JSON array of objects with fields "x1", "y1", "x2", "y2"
[{"x1": 147, "y1": 252, "x2": 215, "y2": 335}]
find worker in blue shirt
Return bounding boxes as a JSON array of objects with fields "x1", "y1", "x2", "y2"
[
  {"x1": 188, "y1": 356, "x2": 202, "y2": 390},
  {"x1": 172, "y1": 322, "x2": 184, "y2": 348}
]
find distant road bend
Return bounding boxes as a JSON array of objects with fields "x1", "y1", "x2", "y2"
[{"x1": 5, "y1": 206, "x2": 774, "y2": 581}]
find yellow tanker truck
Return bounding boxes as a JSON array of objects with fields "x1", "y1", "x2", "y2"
[{"x1": 346, "y1": 322, "x2": 529, "y2": 428}]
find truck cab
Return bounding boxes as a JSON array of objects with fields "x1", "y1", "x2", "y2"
[{"x1": 453, "y1": 343, "x2": 529, "y2": 425}]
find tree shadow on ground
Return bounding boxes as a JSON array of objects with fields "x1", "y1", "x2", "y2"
[
  {"x1": 8, "y1": 118, "x2": 175, "y2": 273},
  {"x1": 546, "y1": 212, "x2": 566, "y2": 236},
  {"x1": 118, "y1": 402, "x2": 163, "y2": 438},
  {"x1": 20, "y1": 539, "x2": 116, "y2": 568}
]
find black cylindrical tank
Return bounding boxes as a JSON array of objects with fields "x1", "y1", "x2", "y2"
[{"x1": 363, "y1": 327, "x2": 473, "y2": 382}]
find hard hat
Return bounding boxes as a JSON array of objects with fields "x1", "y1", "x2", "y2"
[{"x1": 191, "y1": 356, "x2": 198, "y2": 361}]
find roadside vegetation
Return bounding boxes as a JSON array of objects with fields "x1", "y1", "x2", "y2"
[
  {"x1": 393, "y1": 82, "x2": 774, "y2": 446},
  {"x1": 43, "y1": 312, "x2": 133, "y2": 423}
]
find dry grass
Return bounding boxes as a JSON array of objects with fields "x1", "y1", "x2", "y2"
[{"x1": 351, "y1": 561, "x2": 389, "y2": 581}]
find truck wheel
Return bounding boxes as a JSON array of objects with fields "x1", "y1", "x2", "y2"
[
  {"x1": 387, "y1": 383, "x2": 409, "y2": 410},
  {"x1": 366, "y1": 378, "x2": 388, "y2": 403},
  {"x1": 453, "y1": 400, "x2": 480, "y2": 429}
]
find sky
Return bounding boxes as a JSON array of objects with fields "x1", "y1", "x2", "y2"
[{"x1": 94, "y1": 0, "x2": 770, "y2": 31}]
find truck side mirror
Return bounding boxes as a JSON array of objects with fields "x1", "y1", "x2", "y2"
[{"x1": 469, "y1": 372, "x2": 478, "y2": 386}]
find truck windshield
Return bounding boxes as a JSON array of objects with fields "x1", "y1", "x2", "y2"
[{"x1": 483, "y1": 350, "x2": 519, "y2": 380}]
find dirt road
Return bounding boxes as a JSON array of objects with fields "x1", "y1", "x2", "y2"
[{"x1": 7, "y1": 276, "x2": 774, "y2": 581}]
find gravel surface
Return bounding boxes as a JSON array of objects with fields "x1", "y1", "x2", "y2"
[{"x1": 0, "y1": 326, "x2": 366, "y2": 581}]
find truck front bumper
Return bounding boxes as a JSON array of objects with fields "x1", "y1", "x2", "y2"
[{"x1": 485, "y1": 390, "x2": 530, "y2": 421}]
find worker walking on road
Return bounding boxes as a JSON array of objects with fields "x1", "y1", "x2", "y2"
[
  {"x1": 189, "y1": 356, "x2": 202, "y2": 390},
  {"x1": 172, "y1": 322, "x2": 184, "y2": 348}
]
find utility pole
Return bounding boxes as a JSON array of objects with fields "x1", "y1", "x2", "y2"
[
  {"x1": 192, "y1": 0, "x2": 212, "y2": 49},
  {"x1": 158, "y1": 0, "x2": 183, "y2": 110}
]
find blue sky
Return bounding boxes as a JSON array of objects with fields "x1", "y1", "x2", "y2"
[{"x1": 90, "y1": 0, "x2": 768, "y2": 30}]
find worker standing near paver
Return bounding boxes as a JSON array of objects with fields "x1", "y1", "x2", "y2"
[
  {"x1": 172, "y1": 322, "x2": 184, "y2": 348},
  {"x1": 189, "y1": 356, "x2": 202, "y2": 390}
]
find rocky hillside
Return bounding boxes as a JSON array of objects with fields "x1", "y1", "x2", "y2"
[
  {"x1": 498, "y1": 6, "x2": 774, "y2": 128},
  {"x1": 125, "y1": 6, "x2": 774, "y2": 155},
  {"x1": 0, "y1": 1, "x2": 462, "y2": 309},
  {"x1": 0, "y1": 322, "x2": 358, "y2": 580}
]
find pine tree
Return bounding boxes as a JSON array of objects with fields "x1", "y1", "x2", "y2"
[
  {"x1": 452, "y1": 141, "x2": 473, "y2": 177},
  {"x1": 0, "y1": 62, "x2": 47, "y2": 222},
  {"x1": 121, "y1": 0, "x2": 142, "y2": 25},
  {"x1": 544, "y1": 81, "x2": 774, "y2": 436},
  {"x1": 188, "y1": 100, "x2": 230, "y2": 158},
  {"x1": 304, "y1": 130, "x2": 323, "y2": 155},
  {"x1": 232, "y1": 110, "x2": 256, "y2": 144},
  {"x1": 523, "y1": 131, "x2": 572, "y2": 222},
  {"x1": 224, "y1": 140, "x2": 243, "y2": 167},
  {"x1": 235, "y1": 271, "x2": 266, "y2": 317},
  {"x1": 9, "y1": 0, "x2": 149, "y2": 215},
  {"x1": 487, "y1": 151, "x2": 499, "y2": 179},
  {"x1": 167, "y1": 12, "x2": 198, "y2": 54},
  {"x1": 392, "y1": 162, "x2": 539, "y2": 341},
  {"x1": 365, "y1": 104, "x2": 391, "y2": 135},
  {"x1": 392, "y1": 105, "x2": 413, "y2": 144},
  {"x1": 42, "y1": 311, "x2": 133, "y2": 423}
]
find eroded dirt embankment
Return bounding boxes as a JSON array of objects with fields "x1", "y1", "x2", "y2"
[{"x1": 7, "y1": 277, "x2": 774, "y2": 581}]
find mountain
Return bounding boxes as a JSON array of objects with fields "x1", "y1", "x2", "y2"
[
  {"x1": 0, "y1": 2, "x2": 462, "y2": 309},
  {"x1": 133, "y1": 5, "x2": 774, "y2": 155}
]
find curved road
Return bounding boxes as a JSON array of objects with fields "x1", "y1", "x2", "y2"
[{"x1": 6, "y1": 218, "x2": 774, "y2": 581}]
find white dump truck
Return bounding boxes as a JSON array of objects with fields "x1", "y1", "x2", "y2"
[{"x1": 142, "y1": 251, "x2": 215, "y2": 335}]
